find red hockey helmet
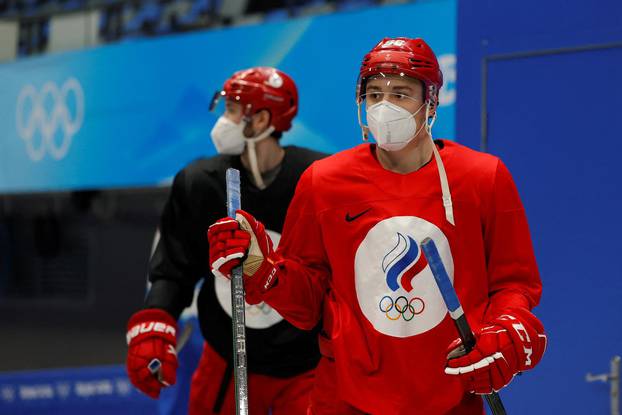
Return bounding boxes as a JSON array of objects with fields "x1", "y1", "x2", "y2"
[
  {"x1": 210, "y1": 67, "x2": 298, "y2": 132},
  {"x1": 357, "y1": 37, "x2": 443, "y2": 105}
]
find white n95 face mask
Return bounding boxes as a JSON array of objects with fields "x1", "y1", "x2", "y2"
[
  {"x1": 210, "y1": 116, "x2": 246, "y2": 155},
  {"x1": 366, "y1": 101, "x2": 422, "y2": 151}
]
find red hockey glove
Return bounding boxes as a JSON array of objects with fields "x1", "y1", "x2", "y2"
[
  {"x1": 207, "y1": 216, "x2": 250, "y2": 280},
  {"x1": 208, "y1": 210, "x2": 280, "y2": 304},
  {"x1": 445, "y1": 308, "x2": 547, "y2": 394},
  {"x1": 126, "y1": 309, "x2": 178, "y2": 398}
]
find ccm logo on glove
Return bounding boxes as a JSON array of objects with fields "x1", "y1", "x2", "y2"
[{"x1": 500, "y1": 315, "x2": 533, "y2": 367}]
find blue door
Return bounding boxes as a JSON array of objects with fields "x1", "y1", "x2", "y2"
[{"x1": 484, "y1": 45, "x2": 622, "y2": 413}]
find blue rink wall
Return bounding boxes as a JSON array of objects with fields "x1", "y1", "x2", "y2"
[
  {"x1": 457, "y1": 0, "x2": 622, "y2": 413},
  {"x1": 0, "y1": 0, "x2": 456, "y2": 193},
  {"x1": 0, "y1": 365, "x2": 156, "y2": 414}
]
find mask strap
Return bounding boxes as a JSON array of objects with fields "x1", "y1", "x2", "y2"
[
  {"x1": 245, "y1": 126, "x2": 275, "y2": 190},
  {"x1": 411, "y1": 103, "x2": 429, "y2": 141},
  {"x1": 356, "y1": 101, "x2": 369, "y2": 142},
  {"x1": 426, "y1": 103, "x2": 455, "y2": 226}
]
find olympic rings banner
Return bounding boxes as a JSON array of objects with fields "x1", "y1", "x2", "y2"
[{"x1": 0, "y1": 0, "x2": 456, "y2": 192}]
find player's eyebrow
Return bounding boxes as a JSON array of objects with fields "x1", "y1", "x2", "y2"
[
  {"x1": 392, "y1": 85, "x2": 414, "y2": 93},
  {"x1": 366, "y1": 85, "x2": 382, "y2": 92}
]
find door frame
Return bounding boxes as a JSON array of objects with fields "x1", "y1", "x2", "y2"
[{"x1": 480, "y1": 41, "x2": 622, "y2": 151}]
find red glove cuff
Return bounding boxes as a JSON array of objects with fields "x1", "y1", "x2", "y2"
[
  {"x1": 126, "y1": 309, "x2": 177, "y2": 346},
  {"x1": 256, "y1": 252, "x2": 282, "y2": 292},
  {"x1": 244, "y1": 252, "x2": 283, "y2": 304}
]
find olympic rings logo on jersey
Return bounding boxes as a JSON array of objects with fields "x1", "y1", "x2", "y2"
[
  {"x1": 15, "y1": 78, "x2": 84, "y2": 161},
  {"x1": 355, "y1": 216, "x2": 454, "y2": 338},
  {"x1": 379, "y1": 295, "x2": 425, "y2": 321},
  {"x1": 245, "y1": 302, "x2": 274, "y2": 317},
  {"x1": 215, "y1": 278, "x2": 284, "y2": 329}
]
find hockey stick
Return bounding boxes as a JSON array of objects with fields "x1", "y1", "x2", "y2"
[
  {"x1": 226, "y1": 168, "x2": 249, "y2": 415},
  {"x1": 420, "y1": 237, "x2": 507, "y2": 415},
  {"x1": 149, "y1": 321, "x2": 194, "y2": 386}
]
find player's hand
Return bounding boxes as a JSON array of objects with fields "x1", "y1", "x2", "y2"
[
  {"x1": 445, "y1": 309, "x2": 547, "y2": 394},
  {"x1": 208, "y1": 210, "x2": 280, "y2": 304},
  {"x1": 207, "y1": 215, "x2": 250, "y2": 279},
  {"x1": 126, "y1": 309, "x2": 178, "y2": 398}
]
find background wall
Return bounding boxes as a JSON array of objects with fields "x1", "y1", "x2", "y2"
[
  {"x1": 0, "y1": 0, "x2": 457, "y2": 192},
  {"x1": 457, "y1": 0, "x2": 622, "y2": 413}
]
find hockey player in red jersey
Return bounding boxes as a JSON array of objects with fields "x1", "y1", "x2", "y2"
[
  {"x1": 208, "y1": 38, "x2": 547, "y2": 414},
  {"x1": 125, "y1": 67, "x2": 327, "y2": 415}
]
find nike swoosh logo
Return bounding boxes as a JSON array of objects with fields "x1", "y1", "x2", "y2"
[{"x1": 345, "y1": 208, "x2": 372, "y2": 222}]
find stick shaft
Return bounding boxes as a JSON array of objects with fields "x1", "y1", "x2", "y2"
[
  {"x1": 421, "y1": 237, "x2": 507, "y2": 415},
  {"x1": 226, "y1": 168, "x2": 248, "y2": 415}
]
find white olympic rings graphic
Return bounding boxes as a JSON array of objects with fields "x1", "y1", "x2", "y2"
[{"x1": 15, "y1": 78, "x2": 84, "y2": 161}]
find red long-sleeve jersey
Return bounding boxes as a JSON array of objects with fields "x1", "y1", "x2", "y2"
[{"x1": 263, "y1": 140, "x2": 543, "y2": 414}]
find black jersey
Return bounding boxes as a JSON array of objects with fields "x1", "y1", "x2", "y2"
[{"x1": 146, "y1": 146, "x2": 327, "y2": 377}]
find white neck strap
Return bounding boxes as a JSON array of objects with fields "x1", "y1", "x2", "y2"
[
  {"x1": 245, "y1": 126, "x2": 275, "y2": 190},
  {"x1": 426, "y1": 104, "x2": 455, "y2": 226}
]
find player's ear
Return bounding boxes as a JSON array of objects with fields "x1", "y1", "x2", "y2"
[{"x1": 251, "y1": 109, "x2": 271, "y2": 133}]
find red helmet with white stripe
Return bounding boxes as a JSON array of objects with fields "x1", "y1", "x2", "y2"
[
  {"x1": 357, "y1": 37, "x2": 443, "y2": 105},
  {"x1": 211, "y1": 67, "x2": 298, "y2": 132}
]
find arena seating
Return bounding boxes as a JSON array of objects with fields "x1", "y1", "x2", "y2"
[{"x1": 1, "y1": 0, "x2": 411, "y2": 57}]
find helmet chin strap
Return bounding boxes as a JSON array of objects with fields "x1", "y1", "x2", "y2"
[
  {"x1": 426, "y1": 102, "x2": 455, "y2": 226},
  {"x1": 245, "y1": 126, "x2": 275, "y2": 190}
]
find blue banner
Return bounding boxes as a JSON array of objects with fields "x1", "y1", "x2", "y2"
[
  {"x1": 0, "y1": 365, "x2": 155, "y2": 414},
  {"x1": 0, "y1": 0, "x2": 456, "y2": 192}
]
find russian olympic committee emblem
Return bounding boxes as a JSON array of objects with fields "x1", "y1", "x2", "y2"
[{"x1": 355, "y1": 216, "x2": 454, "y2": 338}]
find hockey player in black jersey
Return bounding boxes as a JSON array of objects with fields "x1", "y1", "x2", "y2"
[{"x1": 125, "y1": 67, "x2": 327, "y2": 415}]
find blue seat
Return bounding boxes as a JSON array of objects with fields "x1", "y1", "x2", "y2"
[
  {"x1": 61, "y1": 0, "x2": 83, "y2": 11},
  {"x1": 124, "y1": 0, "x2": 164, "y2": 34},
  {"x1": 20, "y1": 0, "x2": 39, "y2": 15},
  {"x1": 292, "y1": 0, "x2": 335, "y2": 17},
  {"x1": 178, "y1": 0, "x2": 211, "y2": 25},
  {"x1": 337, "y1": 0, "x2": 376, "y2": 12},
  {"x1": 264, "y1": 8, "x2": 289, "y2": 22}
]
